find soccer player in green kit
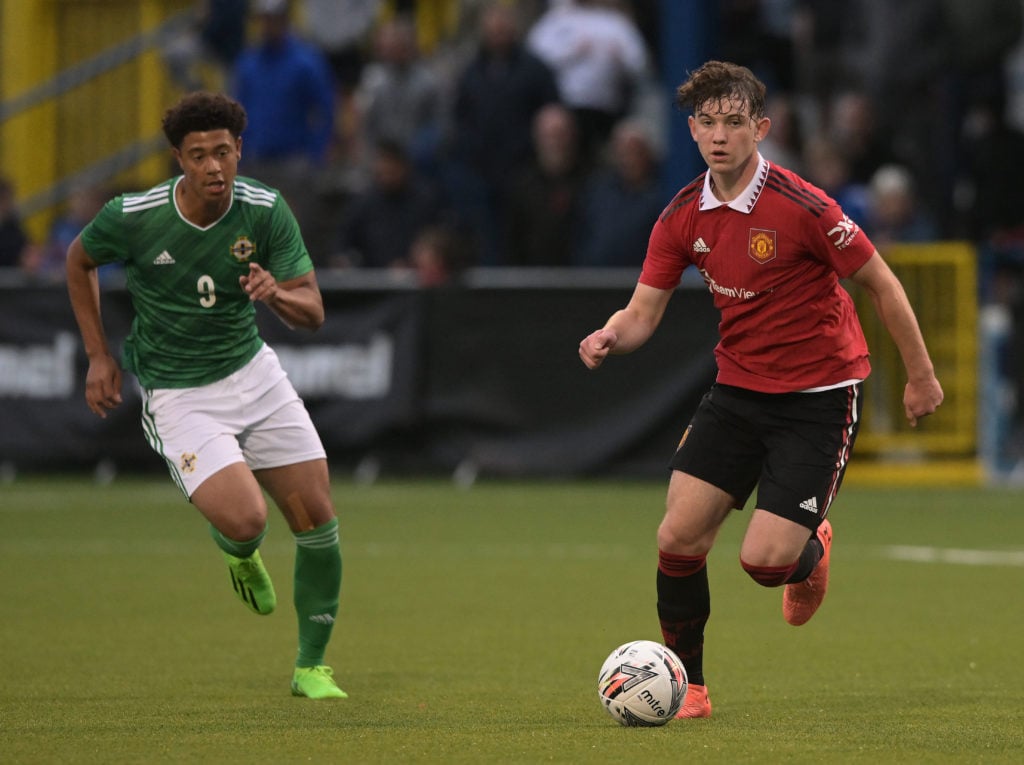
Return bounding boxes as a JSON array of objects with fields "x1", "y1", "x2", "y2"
[{"x1": 66, "y1": 91, "x2": 346, "y2": 699}]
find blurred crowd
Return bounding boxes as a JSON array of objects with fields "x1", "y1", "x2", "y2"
[{"x1": 4, "y1": 0, "x2": 1024, "y2": 288}]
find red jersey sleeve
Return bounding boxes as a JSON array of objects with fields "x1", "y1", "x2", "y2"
[
  {"x1": 804, "y1": 199, "x2": 876, "y2": 278},
  {"x1": 639, "y1": 179, "x2": 703, "y2": 290},
  {"x1": 639, "y1": 214, "x2": 694, "y2": 290}
]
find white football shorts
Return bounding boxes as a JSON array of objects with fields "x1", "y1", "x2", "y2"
[{"x1": 140, "y1": 343, "x2": 327, "y2": 498}]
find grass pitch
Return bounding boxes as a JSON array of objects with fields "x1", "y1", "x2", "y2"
[{"x1": 1, "y1": 477, "x2": 1023, "y2": 763}]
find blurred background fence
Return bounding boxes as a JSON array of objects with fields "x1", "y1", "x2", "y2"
[{"x1": 0, "y1": 260, "x2": 983, "y2": 484}]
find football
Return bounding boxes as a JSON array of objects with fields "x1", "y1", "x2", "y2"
[{"x1": 597, "y1": 640, "x2": 688, "y2": 726}]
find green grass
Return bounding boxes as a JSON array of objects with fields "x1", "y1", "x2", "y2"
[{"x1": 2, "y1": 478, "x2": 1023, "y2": 763}]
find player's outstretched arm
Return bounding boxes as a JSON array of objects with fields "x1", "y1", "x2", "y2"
[
  {"x1": 240, "y1": 263, "x2": 325, "y2": 331},
  {"x1": 579, "y1": 282, "x2": 673, "y2": 369},
  {"x1": 66, "y1": 235, "x2": 123, "y2": 418},
  {"x1": 849, "y1": 251, "x2": 944, "y2": 426}
]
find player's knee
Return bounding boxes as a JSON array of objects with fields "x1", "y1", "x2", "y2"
[
  {"x1": 655, "y1": 521, "x2": 676, "y2": 552},
  {"x1": 740, "y1": 557, "x2": 798, "y2": 588},
  {"x1": 219, "y1": 510, "x2": 268, "y2": 543},
  {"x1": 656, "y1": 520, "x2": 708, "y2": 557}
]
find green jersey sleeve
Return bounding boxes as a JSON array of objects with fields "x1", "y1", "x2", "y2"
[
  {"x1": 80, "y1": 189, "x2": 164, "y2": 264},
  {"x1": 260, "y1": 193, "x2": 315, "y2": 282}
]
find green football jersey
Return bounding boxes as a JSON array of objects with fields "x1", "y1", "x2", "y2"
[{"x1": 81, "y1": 176, "x2": 314, "y2": 388}]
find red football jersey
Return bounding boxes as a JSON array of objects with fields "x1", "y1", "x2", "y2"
[{"x1": 640, "y1": 156, "x2": 875, "y2": 393}]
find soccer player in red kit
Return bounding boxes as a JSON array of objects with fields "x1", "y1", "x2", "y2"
[{"x1": 579, "y1": 61, "x2": 944, "y2": 718}]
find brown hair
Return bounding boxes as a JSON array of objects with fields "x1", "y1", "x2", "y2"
[
  {"x1": 161, "y1": 91, "x2": 248, "y2": 148},
  {"x1": 675, "y1": 61, "x2": 767, "y2": 120}
]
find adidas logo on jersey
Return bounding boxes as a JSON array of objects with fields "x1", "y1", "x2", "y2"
[
  {"x1": 153, "y1": 250, "x2": 175, "y2": 265},
  {"x1": 693, "y1": 237, "x2": 711, "y2": 253},
  {"x1": 799, "y1": 496, "x2": 819, "y2": 514}
]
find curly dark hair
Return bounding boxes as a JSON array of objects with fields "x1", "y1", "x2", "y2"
[
  {"x1": 675, "y1": 61, "x2": 767, "y2": 120},
  {"x1": 161, "y1": 91, "x2": 248, "y2": 148}
]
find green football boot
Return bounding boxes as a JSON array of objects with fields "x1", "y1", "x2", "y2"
[
  {"x1": 223, "y1": 549, "x2": 276, "y2": 615},
  {"x1": 291, "y1": 666, "x2": 349, "y2": 699}
]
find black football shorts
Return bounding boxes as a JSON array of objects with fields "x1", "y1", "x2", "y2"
[{"x1": 670, "y1": 382, "x2": 863, "y2": 530}]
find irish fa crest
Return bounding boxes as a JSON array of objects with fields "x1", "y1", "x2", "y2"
[
  {"x1": 180, "y1": 452, "x2": 197, "y2": 473},
  {"x1": 748, "y1": 229, "x2": 777, "y2": 264},
  {"x1": 231, "y1": 236, "x2": 256, "y2": 262}
]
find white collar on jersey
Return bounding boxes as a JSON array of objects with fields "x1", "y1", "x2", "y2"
[{"x1": 699, "y1": 153, "x2": 770, "y2": 214}]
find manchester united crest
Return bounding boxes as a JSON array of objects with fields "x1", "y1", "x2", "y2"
[
  {"x1": 748, "y1": 229, "x2": 777, "y2": 264},
  {"x1": 230, "y1": 236, "x2": 256, "y2": 262}
]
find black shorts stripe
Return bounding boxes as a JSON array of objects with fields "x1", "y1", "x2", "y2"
[{"x1": 821, "y1": 383, "x2": 860, "y2": 516}]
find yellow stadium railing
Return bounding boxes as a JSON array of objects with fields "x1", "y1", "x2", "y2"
[
  {"x1": 846, "y1": 242, "x2": 981, "y2": 485},
  {"x1": 0, "y1": 0, "x2": 192, "y2": 242}
]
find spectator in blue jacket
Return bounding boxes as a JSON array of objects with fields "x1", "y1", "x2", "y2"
[{"x1": 232, "y1": 0, "x2": 335, "y2": 237}]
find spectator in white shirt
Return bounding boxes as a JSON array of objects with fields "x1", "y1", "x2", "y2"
[{"x1": 527, "y1": 0, "x2": 651, "y2": 167}]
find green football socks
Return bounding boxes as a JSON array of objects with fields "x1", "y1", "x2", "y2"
[
  {"x1": 208, "y1": 518, "x2": 344, "y2": 690},
  {"x1": 293, "y1": 518, "x2": 342, "y2": 668},
  {"x1": 209, "y1": 523, "x2": 266, "y2": 558}
]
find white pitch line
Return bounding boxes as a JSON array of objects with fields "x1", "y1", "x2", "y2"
[{"x1": 883, "y1": 545, "x2": 1024, "y2": 567}]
